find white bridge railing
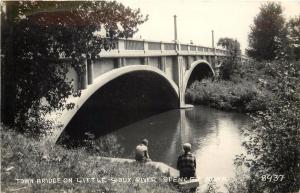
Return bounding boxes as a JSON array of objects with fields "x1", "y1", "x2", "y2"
[{"x1": 99, "y1": 38, "x2": 230, "y2": 58}]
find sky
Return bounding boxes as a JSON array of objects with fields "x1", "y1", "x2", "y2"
[{"x1": 117, "y1": 0, "x2": 300, "y2": 53}]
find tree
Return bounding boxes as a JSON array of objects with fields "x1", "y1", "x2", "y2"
[
  {"x1": 286, "y1": 15, "x2": 300, "y2": 60},
  {"x1": 217, "y1": 37, "x2": 241, "y2": 80},
  {"x1": 247, "y1": 2, "x2": 287, "y2": 61},
  {"x1": 217, "y1": 38, "x2": 241, "y2": 57},
  {"x1": 1, "y1": 1, "x2": 147, "y2": 135}
]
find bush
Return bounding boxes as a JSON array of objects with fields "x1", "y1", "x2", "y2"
[
  {"x1": 186, "y1": 80, "x2": 270, "y2": 112},
  {"x1": 225, "y1": 155, "x2": 251, "y2": 193}
]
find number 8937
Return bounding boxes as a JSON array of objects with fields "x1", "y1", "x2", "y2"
[{"x1": 261, "y1": 175, "x2": 284, "y2": 182}]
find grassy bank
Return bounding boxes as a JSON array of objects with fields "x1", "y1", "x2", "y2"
[
  {"x1": 186, "y1": 79, "x2": 271, "y2": 112},
  {"x1": 1, "y1": 127, "x2": 179, "y2": 193}
]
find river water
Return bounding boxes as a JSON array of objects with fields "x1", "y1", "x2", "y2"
[{"x1": 105, "y1": 106, "x2": 250, "y2": 180}]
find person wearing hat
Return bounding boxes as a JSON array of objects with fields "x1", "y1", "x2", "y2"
[
  {"x1": 135, "y1": 138, "x2": 151, "y2": 163},
  {"x1": 177, "y1": 143, "x2": 196, "y2": 178}
]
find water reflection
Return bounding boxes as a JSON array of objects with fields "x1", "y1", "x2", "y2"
[{"x1": 105, "y1": 106, "x2": 250, "y2": 178}]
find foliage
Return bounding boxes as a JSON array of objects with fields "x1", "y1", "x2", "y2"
[
  {"x1": 241, "y1": 60, "x2": 300, "y2": 193},
  {"x1": 225, "y1": 156, "x2": 251, "y2": 193},
  {"x1": 186, "y1": 79, "x2": 270, "y2": 112},
  {"x1": 1, "y1": 127, "x2": 179, "y2": 193},
  {"x1": 217, "y1": 38, "x2": 241, "y2": 80},
  {"x1": 287, "y1": 15, "x2": 300, "y2": 47},
  {"x1": 1, "y1": 1, "x2": 147, "y2": 136},
  {"x1": 286, "y1": 15, "x2": 300, "y2": 60},
  {"x1": 247, "y1": 2, "x2": 287, "y2": 61},
  {"x1": 217, "y1": 38, "x2": 241, "y2": 57}
]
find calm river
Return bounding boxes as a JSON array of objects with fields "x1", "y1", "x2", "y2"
[{"x1": 106, "y1": 105, "x2": 250, "y2": 179}]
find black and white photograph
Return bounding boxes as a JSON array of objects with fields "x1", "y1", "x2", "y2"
[{"x1": 1, "y1": 0, "x2": 299, "y2": 193}]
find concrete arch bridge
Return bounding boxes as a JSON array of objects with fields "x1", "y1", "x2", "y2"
[{"x1": 52, "y1": 39, "x2": 242, "y2": 143}]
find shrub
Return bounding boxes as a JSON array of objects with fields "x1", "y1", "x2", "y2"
[{"x1": 185, "y1": 80, "x2": 269, "y2": 112}]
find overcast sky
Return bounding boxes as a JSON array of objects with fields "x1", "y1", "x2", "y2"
[{"x1": 117, "y1": 0, "x2": 300, "y2": 53}]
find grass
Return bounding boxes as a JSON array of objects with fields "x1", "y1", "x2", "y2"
[{"x1": 1, "y1": 127, "x2": 179, "y2": 193}]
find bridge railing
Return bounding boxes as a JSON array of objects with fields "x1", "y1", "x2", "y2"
[
  {"x1": 164, "y1": 43, "x2": 176, "y2": 50},
  {"x1": 125, "y1": 40, "x2": 144, "y2": 50},
  {"x1": 99, "y1": 38, "x2": 230, "y2": 58}
]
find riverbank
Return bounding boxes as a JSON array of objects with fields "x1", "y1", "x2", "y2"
[
  {"x1": 185, "y1": 79, "x2": 270, "y2": 112},
  {"x1": 1, "y1": 127, "x2": 179, "y2": 193}
]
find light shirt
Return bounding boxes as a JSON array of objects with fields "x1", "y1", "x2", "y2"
[{"x1": 135, "y1": 144, "x2": 149, "y2": 161}]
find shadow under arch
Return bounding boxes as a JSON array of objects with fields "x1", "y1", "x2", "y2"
[
  {"x1": 55, "y1": 65, "x2": 179, "y2": 145},
  {"x1": 182, "y1": 60, "x2": 215, "y2": 104}
]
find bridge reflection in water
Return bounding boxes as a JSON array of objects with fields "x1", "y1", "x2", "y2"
[{"x1": 76, "y1": 106, "x2": 249, "y2": 179}]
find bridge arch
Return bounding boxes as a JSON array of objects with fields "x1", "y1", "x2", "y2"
[
  {"x1": 54, "y1": 65, "x2": 179, "y2": 143},
  {"x1": 182, "y1": 60, "x2": 215, "y2": 104}
]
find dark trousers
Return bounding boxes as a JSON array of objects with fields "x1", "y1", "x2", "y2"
[{"x1": 179, "y1": 168, "x2": 196, "y2": 178}]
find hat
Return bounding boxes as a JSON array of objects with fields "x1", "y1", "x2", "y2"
[
  {"x1": 183, "y1": 143, "x2": 192, "y2": 152},
  {"x1": 142, "y1": 138, "x2": 149, "y2": 145}
]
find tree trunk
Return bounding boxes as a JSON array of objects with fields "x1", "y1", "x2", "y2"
[{"x1": 1, "y1": 2, "x2": 18, "y2": 127}]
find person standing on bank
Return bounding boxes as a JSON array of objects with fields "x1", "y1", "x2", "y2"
[
  {"x1": 135, "y1": 138, "x2": 151, "y2": 163},
  {"x1": 177, "y1": 143, "x2": 196, "y2": 178}
]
